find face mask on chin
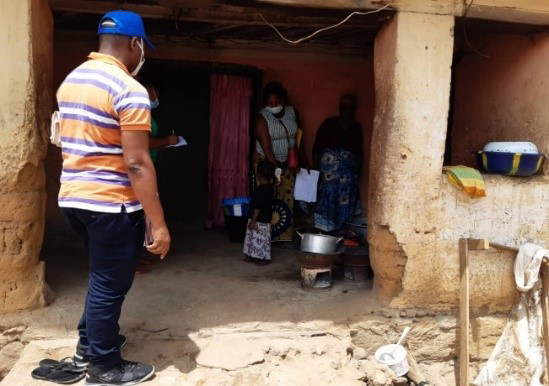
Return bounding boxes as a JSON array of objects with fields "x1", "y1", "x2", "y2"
[
  {"x1": 130, "y1": 38, "x2": 145, "y2": 77},
  {"x1": 266, "y1": 105, "x2": 283, "y2": 114}
]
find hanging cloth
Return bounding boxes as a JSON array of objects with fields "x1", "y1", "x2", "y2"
[
  {"x1": 205, "y1": 74, "x2": 253, "y2": 228},
  {"x1": 443, "y1": 166, "x2": 486, "y2": 198},
  {"x1": 474, "y1": 244, "x2": 549, "y2": 386}
]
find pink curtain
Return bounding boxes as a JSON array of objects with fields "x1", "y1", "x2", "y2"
[{"x1": 206, "y1": 74, "x2": 253, "y2": 228}]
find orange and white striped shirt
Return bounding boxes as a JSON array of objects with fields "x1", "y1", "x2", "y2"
[{"x1": 56, "y1": 52, "x2": 151, "y2": 213}]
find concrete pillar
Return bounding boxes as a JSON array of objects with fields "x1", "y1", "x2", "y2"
[
  {"x1": 0, "y1": 0, "x2": 53, "y2": 311},
  {"x1": 368, "y1": 12, "x2": 454, "y2": 301}
]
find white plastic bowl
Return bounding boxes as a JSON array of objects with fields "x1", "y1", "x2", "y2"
[
  {"x1": 483, "y1": 142, "x2": 538, "y2": 154},
  {"x1": 374, "y1": 344, "x2": 409, "y2": 376}
]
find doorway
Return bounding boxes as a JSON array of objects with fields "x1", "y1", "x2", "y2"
[{"x1": 142, "y1": 59, "x2": 262, "y2": 231}]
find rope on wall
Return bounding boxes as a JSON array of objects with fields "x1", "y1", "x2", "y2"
[
  {"x1": 258, "y1": 4, "x2": 391, "y2": 45},
  {"x1": 461, "y1": 0, "x2": 491, "y2": 58}
]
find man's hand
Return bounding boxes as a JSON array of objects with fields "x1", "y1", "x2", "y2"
[
  {"x1": 147, "y1": 223, "x2": 171, "y2": 259},
  {"x1": 122, "y1": 130, "x2": 169, "y2": 259},
  {"x1": 167, "y1": 134, "x2": 178, "y2": 146}
]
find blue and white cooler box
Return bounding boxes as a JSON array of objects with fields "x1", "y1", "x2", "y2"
[{"x1": 222, "y1": 197, "x2": 251, "y2": 217}]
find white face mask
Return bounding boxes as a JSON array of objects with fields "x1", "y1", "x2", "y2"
[
  {"x1": 151, "y1": 98, "x2": 159, "y2": 109},
  {"x1": 266, "y1": 105, "x2": 283, "y2": 114},
  {"x1": 130, "y1": 39, "x2": 145, "y2": 77}
]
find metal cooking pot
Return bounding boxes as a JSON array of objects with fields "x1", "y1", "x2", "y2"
[{"x1": 297, "y1": 232, "x2": 343, "y2": 254}]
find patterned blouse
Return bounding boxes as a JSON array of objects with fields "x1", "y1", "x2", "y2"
[{"x1": 257, "y1": 106, "x2": 298, "y2": 162}]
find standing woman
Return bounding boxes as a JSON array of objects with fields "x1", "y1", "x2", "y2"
[
  {"x1": 255, "y1": 82, "x2": 301, "y2": 242},
  {"x1": 313, "y1": 94, "x2": 363, "y2": 232}
]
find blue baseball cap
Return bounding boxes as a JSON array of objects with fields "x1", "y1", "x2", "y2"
[{"x1": 98, "y1": 10, "x2": 155, "y2": 49}]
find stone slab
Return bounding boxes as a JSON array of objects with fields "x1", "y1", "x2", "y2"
[{"x1": 196, "y1": 336, "x2": 265, "y2": 370}]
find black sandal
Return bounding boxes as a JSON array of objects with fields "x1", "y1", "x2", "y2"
[
  {"x1": 38, "y1": 357, "x2": 86, "y2": 373},
  {"x1": 31, "y1": 358, "x2": 86, "y2": 384},
  {"x1": 31, "y1": 367, "x2": 86, "y2": 384}
]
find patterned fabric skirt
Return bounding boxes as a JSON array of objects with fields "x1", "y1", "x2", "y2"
[
  {"x1": 243, "y1": 220, "x2": 272, "y2": 261},
  {"x1": 253, "y1": 153, "x2": 295, "y2": 242},
  {"x1": 314, "y1": 148, "x2": 360, "y2": 232}
]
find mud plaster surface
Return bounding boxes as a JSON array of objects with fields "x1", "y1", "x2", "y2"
[
  {"x1": 452, "y1": 34, "x2": 549, "y2": 175},
  {"x1": 369, "y1": 12, "x2": 549, "y2": 310},
  {"x1": 0, "y1": 0, "x2": 53, "y2": 311},
  {"x1": 0, "y1": 230, "x2": 510, "y2": 385}
]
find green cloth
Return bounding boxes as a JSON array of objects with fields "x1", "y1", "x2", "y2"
[{"x1": 149, "y1": 117, "x2": 159, "y2": 163}]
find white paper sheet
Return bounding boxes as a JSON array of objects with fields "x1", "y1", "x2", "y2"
[
  {"x1": 294, "y1": 168, "x2": 320, "y2": 203},
  {"x1": 165, "y1": 136, "x2": 188, "y2": 148}
]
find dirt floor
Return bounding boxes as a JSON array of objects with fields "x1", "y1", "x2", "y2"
[{"x1": 0, "y1": 228, "x2": 458, "y2": 385}]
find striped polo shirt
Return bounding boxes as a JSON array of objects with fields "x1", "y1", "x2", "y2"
[{"x1": 56, "y1": 52, "x2": 151, "y2": 213}]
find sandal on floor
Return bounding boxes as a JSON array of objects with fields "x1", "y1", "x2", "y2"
[
  {"x1": 31, "y1": 363, "x2": 86, "y2": 384},
  {"x1": 38, "y1": 357, "x2": 86, "y2": 373}
]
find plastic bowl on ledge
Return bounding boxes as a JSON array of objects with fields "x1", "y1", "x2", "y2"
[
  {"x1": 483, "y1": 141, "x2": 538, "y2": 154},
  {"x1": 476, "y1": 151, "x2": 546, "y2": 177}
]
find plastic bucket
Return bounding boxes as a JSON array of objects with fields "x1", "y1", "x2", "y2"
[
  {"x1": 224, "y1": 215, "x2": 248, "y2": 243},
  {"x1": 374, "y1": 344, "x2": 409, "y2": 376},
  {"x1": 222, "y1": 197, "x2": 251, "y2": 217}
]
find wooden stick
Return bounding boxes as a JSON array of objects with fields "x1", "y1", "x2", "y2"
[
  {"x1": 407, "y1": 349, "x2": 427, "y2": 385},
  {"x1": 541, "y1": 263, "x2": 549, "y2": 375},
  {"x1": 467, "y1": 239, "x2": 489, "y2": 251},
  {"x1": 460, "y1": 239, "x2": 549, "y2": 382},
  {"x1": 490, "y1": 242, "x2": 519, "y2": 253},
  {"x1": 459, "y1": 238, "x2": 470, "y2": 386}
]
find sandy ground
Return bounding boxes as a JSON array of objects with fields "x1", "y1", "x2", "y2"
[
  {"x1": 34, "y1": 227, "x2": 379, "y2": 332},
  {"x1": 1, "y1": 228, "x2": 405, "y2": 385}
]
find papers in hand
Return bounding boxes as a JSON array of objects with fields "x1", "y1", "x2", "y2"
[
  {"x1": 144, "y1": 217, "x2": 153, "y2": 247},
  {"x1": 165, "y1": 136, "x2": 188, "y2": 148},
  {"x1": 294, "y1": 168, "x2": 320, "y2": 203}
]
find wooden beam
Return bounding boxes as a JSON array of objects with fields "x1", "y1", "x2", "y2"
[
  {"x1": 465, "y1": 1, "x2": 549, "y2": 26},
  {"x1": 51, "y1": 0, "x2": 171, "y2": 19},
  {"x1": 50, "y1": 0, "x2": 382, "y2": 29},
  {"x1": 54, "y1": 28, "x2": 372, "y2": 57},
  {"x1": 541, "y1": 263, "x2": 549, "y2": 375},
  {"x1": 193, "y1": 24, "x2": 239, "y2": 36},
  {"x1": 490, "y1": 242, "x2": 519, "y2": 253},
  {"x1": 252, "y1": 0, "x2": 549, "y2": 26},
  {"x1": 459, "y1": 238, "x2": 470, "y2": 386}
]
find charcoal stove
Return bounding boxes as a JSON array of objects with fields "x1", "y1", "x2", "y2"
[{"x1": 294, "y1": 249, "x2": 342, "y2": 290}]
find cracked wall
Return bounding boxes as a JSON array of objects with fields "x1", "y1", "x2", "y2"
[
  {"x1": 369, "y1": 12, "x2": 455, "y2": 303},
  {"x1": 0, "y1": 0, "x2": 53, "y2": 312},
  {"x1": 370, "y1": 12, "x2": 549, "y2": 311}
]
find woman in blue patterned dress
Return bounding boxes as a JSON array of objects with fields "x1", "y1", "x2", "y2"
[{"x1": 313, "y1": 94, "x2": 363, "y2": 232}]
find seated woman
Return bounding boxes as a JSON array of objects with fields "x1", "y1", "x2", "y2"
[
  {"x1": 313, "y1": 93, "x2": 363, "y2": 232},
  {"x1": 255, "y1": 82, "x2": 306, "y2": 242}
]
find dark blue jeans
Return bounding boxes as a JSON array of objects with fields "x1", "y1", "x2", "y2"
[{"x1": 62, "y1": 208, "x2": 145, "y2": 370}]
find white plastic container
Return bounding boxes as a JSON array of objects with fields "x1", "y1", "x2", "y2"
[
  {"x1": 483, "y1": 142, "x2": 538, "y2": 154},
  {"x1": 374, "y1": 344, "x2": 409, "y2": 376}
]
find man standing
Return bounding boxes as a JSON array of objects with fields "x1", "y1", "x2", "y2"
[{"x1": 56, "y1": 10, "x2": 170, "y2": 385}]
